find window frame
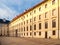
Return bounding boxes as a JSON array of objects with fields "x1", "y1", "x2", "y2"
[
  {"x1": 52, "y1": 20, "x2": 56, "y2": 28},
  {"x1": 52, "y1": 30, "x2": 56, "y2": 35},
  {"x1": 39, "y1": 23, "x2": 41, "y2": 29},
  {"x1": 34, "y1": 24, "x2": 36, "y2": 30},
  {"x1": 45, "y1": 22, "x2": 48, "y2": 29}
]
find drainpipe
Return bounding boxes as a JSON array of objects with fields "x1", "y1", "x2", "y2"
[{"x1": 58, "y1": 0, "x2": 59, "y2": 39}]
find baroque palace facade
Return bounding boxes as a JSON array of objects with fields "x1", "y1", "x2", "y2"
[
  {"x1": 0, "y1": 19, "x2": 10, "y2": 36},
  {"x1": 9, "y1": 0, "x2": 60, "y2": 39}
]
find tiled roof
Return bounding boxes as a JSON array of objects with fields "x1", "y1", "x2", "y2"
[{"x1": 11, "y1": 0, "x2": 48, "y2": 23}]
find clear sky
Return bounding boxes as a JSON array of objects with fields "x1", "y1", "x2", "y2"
[{"x1": 0, "y1": 0, "x2": 43, "y2": 20}]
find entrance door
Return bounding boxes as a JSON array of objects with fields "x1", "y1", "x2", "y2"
[
  {"x1": 45, "y1": 32, "x2": 47, "y2": 38},
  {"x1": 15, "y1": 30, "x2": 18, "y2": 37}
]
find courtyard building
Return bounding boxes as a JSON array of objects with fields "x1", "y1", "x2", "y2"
[
  {"x1": 0, "y1": 19, "x2": 10, "y2": 36},
  {"x1": 9, "y1": 0, "x2": 60, "y2": 39}
]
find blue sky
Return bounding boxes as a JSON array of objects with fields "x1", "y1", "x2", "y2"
[{"x1": 0, "y1": 0, "x2": 43, "y2": 20}]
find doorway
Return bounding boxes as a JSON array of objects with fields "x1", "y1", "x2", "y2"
[
  {"x1": 15, "y1": 29, "x2": 18, "y2": 37},
  {"x1": 45, "y1": 32, "x2": 47, "y2": 38}
]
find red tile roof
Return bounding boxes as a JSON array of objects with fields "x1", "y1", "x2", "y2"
[{"x1": 11, "y1": 0, "x2": 48, "y2": 23}]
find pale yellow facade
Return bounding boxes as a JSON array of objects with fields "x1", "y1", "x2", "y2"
[
  {"x1": 0, "y1": 23, "x2": 9, "y2": 36},
  {"x1": 9, "y1": 0, "x2": 60, "y2": 39}
]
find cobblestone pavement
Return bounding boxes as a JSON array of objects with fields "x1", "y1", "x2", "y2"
[{"x1": 0, "y1": 37, "x2": 60, "y2": 45}]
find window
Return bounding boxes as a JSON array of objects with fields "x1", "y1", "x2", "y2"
[
  {"x1": 27, "y1": 26, "x2": 28, "y2": 31},
  {"x1": 45, "y1": 22, "x2": 48, "y2": 29},
  {"x1": 23, "y1": 16, "x2": 25, "y2": 19},
  {"x1": 45, "y1": 4, "x2": 47, "y2": 8},
  {"x1": 34, "y1": 24, "x2": 36, "y2": 30},
  {"x1": 34, "y1": 10, "x2": 36, "y2": 13},
  {"x1": 39, "y1": 32, "x2": 41, "y2": 35},
  {"x1": 30, "y1": 12, "x2": 31, "y2": 15},
  {"x1": 52, "y1": 9, "x2": 55, "y2": 16},
  {"x1": 27, "y1": 33, "x2": 28, "y2": 36},
  {"x1": 34, "y1": 17, "x2": 36, "y2": 21},
  {"x1": 52, "y1": 20, "x2": 56, "y2": 28},
  {"x1": 39, "y1": 15, "x2": 41, "y2": 20},
  {"x1": 30, "y1": 25, "x2": 32, "y2": 30},
  {"x1": 19, "y1": 23, "x2": 20, "y2": 26},
  {"x1": 27, "y1": 20, "x2": 28, "y2": 23},
  {"x1": 39, "y1": 7, "x2": 41, "y2": 11},
  {"x1": 21, "y1": 28, "x2": 23, "y2": 32},
  {"x1": 34, "y1": 32, "x2": 36, "y2": 36},
  {"x1": 52, "y1": 30, "x2": 55, "y2": 35},
  {"x1": 24, "y1": 27, "x2": 25, "y2": 31},
  {"x1": 21, "y1": 22, "x2": 23, "y2": 25},
  {"x1": 24, "y1": 33, "x2": 25, "y2": 36},
  {"x1": 45, "y1": 12, "x2": 47, "y2": 18},
  {"x1": 27, "y1": 15, "x2": 28, "y2": 17},
  {"x1": 39, "y1": 23, "x2": 41, "y2": 29},
  {"x1": 30, "y1": 32, "x2": 32, "y2": 36},
  {"x1": 24, "y1": 21, "x2": 25, "y2": 25},
  {"x1": 52, "y1": 0, "x2": 55, "y2": 5},
  {"x1": 30, "y1": 19, "x2": 32, "y2": 22},
  {"x1": 22, "y1": 33, "x2": 23, "y2": 36}
]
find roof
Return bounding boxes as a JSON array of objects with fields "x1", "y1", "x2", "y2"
[
  {"x1": 11, "y1": 0, "x2": 48, "y2": 23},
  {"x1": 0, "y1": 19, "x2": 10, "y2": 24}
]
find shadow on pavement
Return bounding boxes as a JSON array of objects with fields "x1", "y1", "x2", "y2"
[{"x1": 0, "y1": 41, "x2": 2, "y2": 45}]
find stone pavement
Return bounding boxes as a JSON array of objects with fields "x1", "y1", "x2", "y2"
[{"x1": 0, "y1": 37, "x2": 60, "y2": 45}]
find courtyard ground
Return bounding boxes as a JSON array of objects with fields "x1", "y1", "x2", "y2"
[{"x1": 0, "y1": 37, "x2": 60, "y2": 45}]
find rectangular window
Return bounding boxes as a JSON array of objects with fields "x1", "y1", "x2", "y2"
[
  {"x1": 52, "y1": 9, "x2": 55, "y2": 16},
  {"x1": 45, "y1": 12, "x2": 47, "y2": 18},
  {"x1": 27, "y1": 33, "x2": 28, "y2": 36},
  {"x1": 45, "y1": 22, "x2": 48, "y2": 29},
  {"x1": 39, "y1": 23, "x2": 41, "y2": 29},
  {"x1": 39, "y1": 32, "x2": 41, "y2": 36},
  {"x1": 39, "y1": 7, "x2": 41, "y2": 11},
  {"x1": 30, "y1": 25, "x2": 32, "y2": 30},
  {"x1": 30, "y1": 12, "x2": 31, "y2": 15},
  {"x1": 21, "y1": 22, "x2": 23, "y2": 25},
  {"x1": 34, "y1": 17, "x2": 36, "y2": 21},
  {"x1": 52, "y1": 30, "x2": 55, "y2": 35},
  {"x1": 23, "y1": 16, "x2": 25, "y2": 18},
  {"x1": 27, "y1": 20, "x2": 28, "y2": 23},
  {"x1": 30, "y1": 32, "x2": 32, "y2": 36},
  {"x1": 27, "y1": 26, "x2": 28, "y2": 31},
  {"x1": 52, "y1": 20, "x2": 56, "y2": 28},
  {"x1": 27, "y1": 15, "x2": 28, "y2": 17},
  {"x1": 52, "y1": 0, "x2": 55, "y2": 5},
  {"x1": 39, "y1": 15, "x2": 41, "y2": 20},
  {"x1": 24, "y1": 27, "x2": 25, "y2": 31},
  {"x1": 45, "y1": 4, "x2": 47, "y2": 8},
  {"x1": 34, "y1": 10, "x2": 36, "y2": 13},
  {"x1": 24, "y1": 33, "x2": 25, "y2": 36},
  {"x1": 34, "y1": 24, "x2": 36, "y2": 30},
  {"x1": 24, "y1": 21, "x2": 25, "y2": 25},
  {"x1": 21, "y1": 28, "x2": 23, "y2": 32},
  {"x1": 30, "y1": 19, "x2": 32, "y2": 22},
  {"x1": 34, "y1": 32, "x2": 36, "y2": 36}
]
